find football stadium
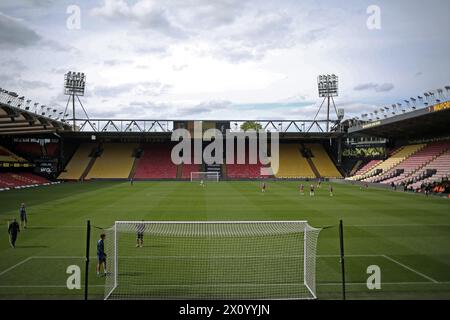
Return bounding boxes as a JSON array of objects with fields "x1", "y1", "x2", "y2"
[{"x1": 1, "y1": 0, "x2": 450, "y2": 304}]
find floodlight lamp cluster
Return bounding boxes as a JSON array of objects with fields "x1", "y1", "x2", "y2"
[
  {"x1": 318, "y1": 74, "x2": 339, "y2": 97},
  {"x1": 0, "y1": 87, "x2": 66, "y2": 121},
  {"x1": 350, "y1": 85, "x2": 450, "y2": 126},
  {"x1": 64, "y1": 71, "x2": 86, "y2": 96}
]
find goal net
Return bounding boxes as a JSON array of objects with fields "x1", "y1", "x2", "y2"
[
  {"x1": 190, "y1": 172, "x2": 219, "y2": 182},
  {"x1": 104, "y1": 221, "x2": 321, "y2": 300}
]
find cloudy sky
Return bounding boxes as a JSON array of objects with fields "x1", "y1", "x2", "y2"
[{"x1": 0, "y1": 0, "x2": 449, "y2": 120}]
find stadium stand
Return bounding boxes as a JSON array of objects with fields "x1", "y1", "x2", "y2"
[
  {"x1": 353, "y1": 159, "x2": 382, "y2": 176},
  {"x1": 85, "y1": 143, "x2": 137, "y2": 179},
  {"x1": 0, "y1": 146, "x2": 27, "y2": 163},
  {"x1": 0, "y1": 172, "x2": 49, "y2": 189},
  {"x1": 181, "y1": 147, "x2": 201, "y2": 179},
  {"x1": 380, "y1": 140, "x2": 450, "y2": 185},
  {"x1": 45, "y1": 143, "x2": 59, "y2": 157},
  {"x1": 408, "y1": 149, "x2": 450, "y2": 190},
  {"x1": 226, "y1": 155, "x2": 265, "y2": 179},
  {"x1": 274, "y1": 144, "x2": 315, "y2": 178},
  {"x1": 362, "y1": 144, "x2": 425, "y2": 182},
  {"x1": 14, "y1": 142, "x2": 42, "y2": 158},
  {"x1": 58, "y1": 143, "x2": 96, "y2": 180},
  {"x1": 134, "y1": 144, "x2": 177, "y2": 179},
  {"x1": 349, "y1": 144, "x2": 424, "y2": 181},
  {"x1": 305, "y1": 144, "x2": 342, "y2": 178},
  {"x1": 181, "y1": 163, "x2": 201, "y2": 179}
]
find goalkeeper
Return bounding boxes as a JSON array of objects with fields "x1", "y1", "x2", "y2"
[
  {"x1": 136, "y1": 222, "x2": 145, "y2": 248},
  {"x1": 96, "y1": 233, "x2": 107, "y2": 276}
]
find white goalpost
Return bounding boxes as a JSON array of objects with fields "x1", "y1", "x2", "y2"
[
  {"x1": 190, "y1": 171, "x2": 219, "y2": 182},
  {"x1": 104, "y1": 221, "x2": 321, "y2": 300}
]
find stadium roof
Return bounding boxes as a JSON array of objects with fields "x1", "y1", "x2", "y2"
[
  {"x1": 348, "y1": 102, "x2": 450, "y2": 140},
  {"x1": 0, "y1": 103, "x2": 72, "y2": 136},
  {"x1": 61, "y1": 130, "x2": 343, "y2": 141}
]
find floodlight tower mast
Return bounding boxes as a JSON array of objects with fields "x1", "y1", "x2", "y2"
[
  {"x1": 63, "y1": 71, "x2": 89, "y2": 131},
  {"x1": 315, "y1": 74, "x2": 339, "y2": 132}
]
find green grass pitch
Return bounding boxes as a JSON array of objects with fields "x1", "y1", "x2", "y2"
[{"x1": 0, "y1": 180, "x2": 449, "y2": 300}]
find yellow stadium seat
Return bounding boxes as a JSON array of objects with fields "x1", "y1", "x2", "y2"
[
  {"x1": 58, "y1": 143, "x2": 96, "y2": 180},
  {"x1": 274, "y1": 144, "x2": 315, "y2": 178},
  {"x1": 85, "y1": 143, "x2": 137, "y2": 179},
  {"x1": 0, "y1": 146, "x2": 27, "y2": 163},
  {"x1": 305, "y1": 144, "x2": 342, "y2": 178}
]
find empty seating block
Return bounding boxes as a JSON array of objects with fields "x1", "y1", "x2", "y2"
[
  {"x1": 227, "y1": 162, "x2": 265, "y2": 178},
  {"x1": 305, "y1": 144, "x2": 342, "y2": 178},
  {"x1": 15, "y1": 143, "x2": 42, "y2": 157},
  {"x1": 182, "y1": 163, "x2": 201, "y2": 179},
  {"x1": 275, "y1": 144, "x2": 315, "y2": 178},
  {"x1": 381, "y1": 140, "x2": 450, "y2": 185},
  {"x1": 0, "y1": 146, "x2": 27, "y2": 163},
  {"x1": 409, "y1": 149, "x2": 450, "y2": 189},
  {"x1": 45, "y1": 143, "x2": 59, "y2": 157},
  {"x1": 0, "y1": 172, "x2": 49, "y2": 188},
  {"x1": 134, "y1": 144, "x2": 177, "y2": 179},
  {"x1": 226, "y1": 150, "x2": 266, "y2": 179},
  {"x1": 354, "y1": 160, "x2": 382, "y2": 176},
  {"x1": 58, "y1": 143, "x2": 95, "y2": 180},
  {"x1": 86, "y1": 143, "x2": 137, "y2": 179},
  {"x1": 178, "y1": 146, "x2": 201, "y2": 179},
  {"x1": 358, "y1": 144, "x2": 424, "y2": 182}
]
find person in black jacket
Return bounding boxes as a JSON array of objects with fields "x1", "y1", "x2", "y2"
[{"x1": 8, "y1": 219, "x2": 20, "y2": 248}]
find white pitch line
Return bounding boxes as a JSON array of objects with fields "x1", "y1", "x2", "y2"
[
  {"x1": 22, "y1": 224, "x2": 450, "y2": 229},
  {"x1": 31, "y1": 254, "x2": 383, "y2": 259},
  {"x1": 28, "y1": 226, "x2": 85, "y2": 229},
  {"x1": 318, "y1": 281, "x2": 450, "y2": 286},
  {"x1": 5, "y1": 255, "x2": 440, "y2": 287},
  {"x1": 318, "y1": 254, "x2": 381, "y2": 258},
  {"x1": 347, "y1": 224, "x2": 450, "y2": 227},
  {"x1": 0, "y1": 257, "x2": 33, "y2": 277},
  {"x1": 382, "y1": 255, "x2": 439, "y2": 284},
  {"x1": 0, "y1": 256, "x2": 445, "y2": 289},
  {"x1": 0, "y1": 285, "x2": 104, "y2": 288},
  {"x1": 33, "y1": 254, "x2": 382, "y2": 259},
  {"x1": 33, "y1": 256, "x2": 85, "y2": 259},
  {"x1": 3, "y1": 283, "x2": 449, "y2": 289},
  {"x1": 124, "y1": 283, "x2": 309, "y2": 287}
]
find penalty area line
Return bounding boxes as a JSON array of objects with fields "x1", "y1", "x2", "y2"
[
  {"x1": 317, "y1": 281, "x2": 450, "y2": 286},
  {"x1": 0, "y1": 257, "x2": 33, "y2": 277},
  {"x1": 0, "y1": 285, "x2": 104, "y2": 288},
  {"x1": 382, "y1": 255, "x2": 439, "y2": 284}
]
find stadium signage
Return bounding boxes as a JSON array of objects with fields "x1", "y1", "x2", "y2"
[
  {"x1": 34, "y1": 160, "x2": 57, "y2": 174},
  {"x1": 1, "y1": 161, "x2": 32, "y2": 168},
  {"x1": 171, "y1": 121, "x2": 279, "y2": 175},
  {"x1": 361, "y1": 121, "x2": 381, "y2": 129},
  {"x1": 430, "y1": 101, "x2": 450, "y2": 112}
]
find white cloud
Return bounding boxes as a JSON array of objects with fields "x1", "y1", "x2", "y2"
[
  {"x1": 0, "y1": 11, "x2": 41, "y2": 48},
  {"x1": 0, "y1": 0, "x2": 449, "y2": 121},
  {"x1": 354, "y1": 83, "x2": 395, "y2": 93},
  {"x1": 91, "y1": 0, "x2": 186, "y2": 38}
]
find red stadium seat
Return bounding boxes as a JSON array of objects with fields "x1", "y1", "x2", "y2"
[
  {"x1": 134, "y1": 144, "x2": 178, "y2": 179},
  {"x1": 0, "y1": 172, "x2": 49, "y2": 188}
]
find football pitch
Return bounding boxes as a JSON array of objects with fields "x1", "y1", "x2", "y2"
[{"x1": 0, "y1": 180, "x2": 449, "y2": 300}]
